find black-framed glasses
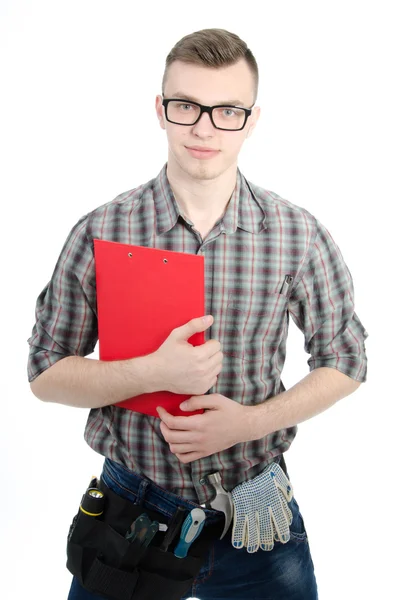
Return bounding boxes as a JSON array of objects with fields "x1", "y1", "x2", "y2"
[{"x1": 162, "y1": 98, "x2": 254, "y2": 131}]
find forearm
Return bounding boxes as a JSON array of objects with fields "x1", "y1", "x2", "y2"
[
  {"x1": 29, "y1": 354, "x2": 162, "y2": 409},
  {"x1": 249, "y1": 367, "x2": 361, "y2": 439}
]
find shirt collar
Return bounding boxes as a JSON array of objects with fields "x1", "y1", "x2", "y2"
[{"x1": 153, "y1": 163, "x2": 267, "y2": 236}]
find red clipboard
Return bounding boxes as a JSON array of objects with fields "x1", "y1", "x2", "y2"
[{"x1": 93, "y1": 239, "x2": 205, "y2": 417}]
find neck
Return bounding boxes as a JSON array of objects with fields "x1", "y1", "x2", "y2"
[{"x1": 166, "y1": 157, "x2": 238, "y2": 227}]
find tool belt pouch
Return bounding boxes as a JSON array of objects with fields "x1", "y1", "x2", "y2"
[{"x1": 66, "y1": 478, "x2": 218, "y2": 600}]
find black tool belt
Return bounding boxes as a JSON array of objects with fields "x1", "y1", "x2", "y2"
[{"x1": 66, "y1": 476, "x2": 223, "y2": 600}]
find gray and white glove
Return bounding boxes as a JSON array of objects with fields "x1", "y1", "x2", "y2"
[{"x1": 231, "y1": 462, "x2": 293, "y2": 553}]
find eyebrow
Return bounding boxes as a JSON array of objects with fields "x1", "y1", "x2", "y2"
[{"x1": 169, "y1": 92, "x2": 247, "y2": 107}]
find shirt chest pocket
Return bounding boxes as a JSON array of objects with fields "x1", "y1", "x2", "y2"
[{"x1": 223, "y1": 292, "x2": 289, "y2": 363}]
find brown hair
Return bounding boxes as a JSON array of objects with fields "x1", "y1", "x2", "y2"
[{"x1": 162, "y1": 28, "x2": 259, "y2": 103}]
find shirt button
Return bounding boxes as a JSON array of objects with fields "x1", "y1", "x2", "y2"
[{"x1": 199, "y1": 478, "x2": 206, "y2": 485}]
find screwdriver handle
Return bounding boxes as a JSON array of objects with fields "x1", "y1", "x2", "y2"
[{"x1": 174, "y1": 508, "x2": 206, "y2": 558}]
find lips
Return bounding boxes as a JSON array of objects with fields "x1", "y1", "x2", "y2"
[
  {"x1": 186, "y1": 146, "x2": 218, "y2": 152},
  {"x1": 185, "y1": 146, "x2": 220, "y2": 159}
]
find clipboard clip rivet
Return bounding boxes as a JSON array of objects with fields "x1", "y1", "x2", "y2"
[
  {"x1": 163, "y1": 259, "x2": 168, "y2": 263},
  {"x1": 128, "y1": 253, "x2": 133, "y2": 258}
]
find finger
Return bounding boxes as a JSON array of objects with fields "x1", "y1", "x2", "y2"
[
  {"x1": 156, "y1": 406, "x2": 200, "y2": 430},
  {"x1": 277, "y1": 479, "x2": 293, "y2": 502},
  {"x1": 161, "y1": 426, "x2": 197, "y2": 444},
  {"x1": 259, "y1": 508, "x2": 274, "y2": 551},
  {"x1": 246, "y1": 511, "x2": 260, "y2": 553},
  {"x1": 279, "y1": 495, "x2": 293, "y2": 526},
  {"x1": 196, "y1": 338, "x2": 222, "y2": 359},
  {"x1": 172, "y1": 315, "x2": 213, "y2": 341},
  {"x1": 270, "y1": 505, "x2": 290, "y2": 544},
  {"x1": 209, "y1": 361, "x2": 223, "y2": 379},
  {"x1": 169, "y1": 443, "x2": 195, "y2": 454},
  {"x1": 273, "y1": 464, "x2": 293, "y2": 501},
  {"x1": 274, "y1": 494, "x2": 292, "y2": 543},
  {"x1": 175, "y1": 452, "x2": 202, "y2": 464},
  {"x1": 272, "y1": 492, "x2": 292, "y2": 541},
  {"x1": 159, "y1": 421, "x2": 195, "y2": 445},
  {"x1": 231, "y1": 505, "x2": 245, "y2": 549},
  {"x1": 208, "y1": 351, "x2": 223, "y2": 373},
  {"x1": 180, "y1": 394, "x2": 220, "y2": 412},
  {"x1": 241, "y1": 514, "x2": 249, "y2": 548}
]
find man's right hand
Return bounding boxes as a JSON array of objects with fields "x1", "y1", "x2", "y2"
[{"x1": 152, "y1": 315, "x2": 223, "y2": 395}]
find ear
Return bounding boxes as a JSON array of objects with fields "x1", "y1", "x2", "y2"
[
  {"x1": 155, "y1": 95, "x2": 166, "y2": 130},
  {"x1": 246, "y1": 105, "x2": 261, "y2": 139}
]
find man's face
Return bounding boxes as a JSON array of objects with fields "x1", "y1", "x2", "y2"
[{"x1": 155, "y1": 59, "x2": 260, "y2": 181}]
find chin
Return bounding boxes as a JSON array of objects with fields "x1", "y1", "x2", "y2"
[
  {"x1": 189, "y1": 166, "x2": 220, "y2": 181},
  {"x1": 177, "y1": 154, "x2": 228, "y2": 181}
]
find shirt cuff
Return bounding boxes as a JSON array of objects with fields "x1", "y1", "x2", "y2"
[
  {"x1": 308, "y1": 356, "x2": 367, "y2": 383},
  {"x1": 27, "y1": 347, "x2": 72, "y2": 383}
]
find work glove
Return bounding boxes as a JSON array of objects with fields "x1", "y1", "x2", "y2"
[{"x1": 231, "y1": 462, "x2": 293, "y2": 553}]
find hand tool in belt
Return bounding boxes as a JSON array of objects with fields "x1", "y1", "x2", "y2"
[
  {"x1": 124, "y1": 513, "x2": 160, "y2": 568},
  {"x1": 174, "y1": 508, "x2": 206, "y2": 558},
  {"x1": 159, "y1": 506, "x2": 187, "y2": 552},
  {"x1": 201, "y1": 472, "x2": 233, "y2": 540}
]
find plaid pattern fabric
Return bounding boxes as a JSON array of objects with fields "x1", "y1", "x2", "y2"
[{"x1": 27, "y1": 164, "x2": 368, "y2": 504}]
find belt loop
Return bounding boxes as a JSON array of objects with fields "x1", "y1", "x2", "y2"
[{"x1": 136, "y1": 477, "x2": 150, "y2": 506}]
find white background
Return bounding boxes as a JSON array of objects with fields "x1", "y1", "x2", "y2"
[{"x1": 1, "y1": 1, "x2": 396, "y2": 598}]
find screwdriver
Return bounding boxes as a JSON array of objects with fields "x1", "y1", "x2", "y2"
[
  {"x1": 174, "y1": 508, "x2": 206, "y2": 558},
  {"x1": 159, "y1": 506, "x2": 187, "y2": 552}
]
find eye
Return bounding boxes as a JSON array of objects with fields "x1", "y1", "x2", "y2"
[
  {"x1": 223, "y1": 108, "x2": 237, "y2": 117},
  {"x1": 176, "y1": 103, "x2": 193, "y2": 111}
]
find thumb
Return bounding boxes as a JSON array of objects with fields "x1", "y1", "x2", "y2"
[
  {"x1": 172, "y1": 315, "x2": 213, "y2": 341},
  {"x1": 272, "y1": 465, "x2": 293, "y2": 501}
]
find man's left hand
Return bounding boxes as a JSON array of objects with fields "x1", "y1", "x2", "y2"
[{"x1": 156, "y1": 394, "x2": 256, "y2": 463}]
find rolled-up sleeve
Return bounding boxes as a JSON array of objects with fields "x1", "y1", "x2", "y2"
[
  {"x1": 288, "y1": 220, "x2": 368, "y2": 382},
  {"x1": 27, "y1": 215, "x2": 98, "y2": 382}
]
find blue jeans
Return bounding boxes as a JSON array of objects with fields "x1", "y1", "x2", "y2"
[{"x1": 67, "y1": 458, "x2": 318, "y2": 600}]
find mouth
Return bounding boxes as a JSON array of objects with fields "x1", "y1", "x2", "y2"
[{"x1": 185, "y1": 146, "x2": 220, "y2": 160}]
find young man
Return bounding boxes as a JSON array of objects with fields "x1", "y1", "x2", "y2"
[{"x1": 28, "y1": 28, "x2": 368, "y2": 600}]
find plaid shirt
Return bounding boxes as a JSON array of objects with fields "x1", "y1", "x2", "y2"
[{"x1": 27, "y1": 164, "x2": 368, "y2": 504}]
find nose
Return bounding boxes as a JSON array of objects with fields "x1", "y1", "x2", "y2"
[{"x1": 191, "y1": 110, "x2": 215, "y2": 136}]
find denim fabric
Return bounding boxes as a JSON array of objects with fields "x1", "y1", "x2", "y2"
[{"x1": 67, "y1": 458, "x2": 318, "y2": 600}]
